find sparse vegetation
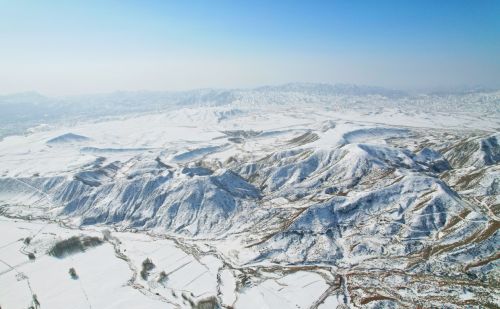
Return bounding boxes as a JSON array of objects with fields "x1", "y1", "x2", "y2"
[
  {"x1": 158, "y1": 270, "x2": 167, "y2": 283},
  {"x1": 194, "y1": 296, "x2": 220, "y2": 309},
  {"x1": 181, "y1": 293, "x2": 196, "y2": 307},
  {"x1": 48, "y1": 236, "x2": 103, "y2": 258},
  {"x1": 69, "y1": 267, "x2": 78, "y2": 279},
  {"x1": 32, "y1": 294, "x2": 40, "y2": 309},
  {"x1": 140, "y1": 258, "x2": 155, "y2": 280}
]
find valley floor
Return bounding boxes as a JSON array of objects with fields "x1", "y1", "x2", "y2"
[{"x1": 0, "y1": 217, "x2": 343, "y2": 309}]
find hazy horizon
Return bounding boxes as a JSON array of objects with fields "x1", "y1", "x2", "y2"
[
  {"x1": 1, "y1": 1, "x2": 500, "y2": 95},
  {"x1": 2, "y1": 81, "x2": 499, "y2": 99}
]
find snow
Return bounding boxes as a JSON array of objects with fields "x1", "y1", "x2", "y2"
[
  {"x1": 318, "y1": 295, "x2": 341, "y2": 309},
  {"x1": 235, "y1": 271, "x2": 329, "y2": 309},
  {"x1": 0, "y1": 219, "x2": 169, "y2": 309},
  {"x1": 46, "y1": 133, "x2": 91, "y2": 145},
  {"x1": 219, "y1": 268, "x2": 237, "y2": 306},
  {"x1": 0, "y1": 85, "x2": 499, "y2": 307}
]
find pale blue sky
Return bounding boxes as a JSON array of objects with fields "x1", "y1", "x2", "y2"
[{"x1": 1, "y1": 0, "x2": 499, "y2": 95}]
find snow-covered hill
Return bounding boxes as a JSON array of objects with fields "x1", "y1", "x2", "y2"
[{"x1": 0, "y1": 86, "x2": 499, "y2": 308}]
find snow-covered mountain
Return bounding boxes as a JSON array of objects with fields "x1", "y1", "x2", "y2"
[{"x1": 0, "y1": 85, "x2": 499, "y2": 308}]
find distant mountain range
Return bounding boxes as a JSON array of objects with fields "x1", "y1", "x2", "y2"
[{"x1": 0, "y1": 83, "x2": 499, "y2": 140}]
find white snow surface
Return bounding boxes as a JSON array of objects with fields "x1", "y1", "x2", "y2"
[{"x1": 0, "y1": 86, "x2": 499, "y2": 308}]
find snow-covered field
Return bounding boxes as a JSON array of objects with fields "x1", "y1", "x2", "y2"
[
  {"x1": 0, "y1": 85, "x2": 499, "y2": 308},
  {"x1": 0, "y1": 218, "x2": 336, "y2": 309}
]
